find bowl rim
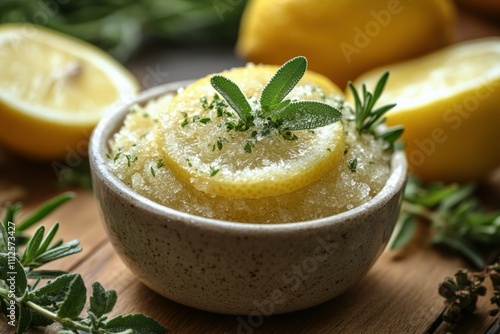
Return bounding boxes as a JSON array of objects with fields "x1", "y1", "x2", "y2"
[{"x1": 89, "y1": 81, "x2": 408, "y2": 234}]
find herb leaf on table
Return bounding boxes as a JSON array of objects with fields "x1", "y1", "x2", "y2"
[
  {"x1": 0, "y1": 194, "x2": 167, "y2": 333},
  {"x1": 390, "y1": 176, "x2": 500, "y2": 269}
]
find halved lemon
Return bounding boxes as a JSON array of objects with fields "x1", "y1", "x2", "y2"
[
  {"x1": 0, "y1": 23, "x2": 138, "y2": 160},
  {"x1": 157, "y1": 65, "x2": 346, "y2": 198},
  {"x1": 350, "y1": 37, "x2": 500, "y2": 182}
]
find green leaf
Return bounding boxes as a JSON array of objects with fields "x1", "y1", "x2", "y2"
[
  {"x1": 390, "y1": 213, "x2": 417, "y2": 249},
  {"x1": 438, "y1": 183, "x2": 475, "y2": 213},
  {"x1": 90, "y1": 282, "x2": 117, "y2": 318},
  {"x1": 0, "y1": 254, "x2": 27, "y2": 297},
  {"x1": 379, "y1": 125, "x2": 404, "y2": 145},
  {"x1": 210, "y1": 75, "x2": 252, "y2": 124},
  {"x1": 17, "y1": 192, "x2": 74, "y2": 231},
  {"x1": 366, "y1": 71, "x2": 389, "y2": 112},
  {"x1": 275, "y1": 100, "x2": 342, "y2": 131},
  {"x1": 21, "y1": 225, "x2": 45, "y2": 265},
  {"x1": 2, "y1": 202, "x2": 22, "y2": 228},
  {"x1": 412, "y1": 183, "x2": 459, "y2": 207},
  {"x1": 57, "y1": 274, "x2": 86, "y2": 319},
  {"x1": 260, "y1": 56, "x2": 307, "y2": 111},
  {"x1": 105, "y1": 314, "x2": 167, "y2": 334},
  {"x1": 0, "y1": 220, "x2": 8, "y2": 253},
  {"x1": 431, "y1": 234, "x2": 485, "y2": 269},
  {"x1": 30, "y1": 273, "x2": 78, "y2": 306},
  {"x1": 34, "y1": 239, "x2": 81, "y2": 265},
  {"x1": 27, "y1": 270, "x2": 68, "y2": 280},
  {"x1": 38, "y1": 222, "x2": 60, "y2": 255},
  {"x1": 17, "y1": 304, "x2": 32, "y2": 334}
]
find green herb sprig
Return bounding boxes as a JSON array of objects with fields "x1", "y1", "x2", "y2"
[
  {"x1": 348, "y1": 72, "x2": 404, "y2": 147},
  {"x1": 210, "y1": 56, "x2": 343, "y2": 134},
  {"x1": 0, "y1": 194, "x2": 166, "y2": 334},
  {"x1": 390, "y1": 176, "x2": 500, "y2": 268}
]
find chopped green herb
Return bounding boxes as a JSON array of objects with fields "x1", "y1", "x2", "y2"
[
  {"x1": 326, "y1": 148, "x2": 332, "y2": 152},
  {"x1": 199, "y1": 117, "x2": 211, "y2": 124},
  {"x1": 125, "y1": 154, "x2": 138, "y2": 167},
  {"x1": 186, "y1": 159, "x2": 192, "y2": 167},
  {"x1": 150, "y1": 166, "x2": 156, "y2": 177},
  {"x1": 348, "y1": 158, "x2": 358, "y2": 172},
  {"x1": 217, "y1": 137, "x2": 224, "y2": 150},
  {"x1": 157, "y1": 159, "x2": 165, "y2": 168},
  {"x1": 113, "y1": 148, "x2": 123, "y2": 162},
  {"x1": 244, "y1": 142, "x2": 253, "y2": 153},
  {"x1": 282, "y1": 131, "x2": 298, "y2": 141},
  {"x1": 209, "y1": 166, "x2": 219, "y2": 177},
  {"x1": 106, "y1": 153, "x2": 111, "y2": 159},
  {"x1": 181, "y1": 119, "x2": 189, "y2": 128},
  {"x1": 201, "y1": 96, "x2": 209, "y2": 110},
  {"x1": 193, "y1": 115, "x2": 200, "y2": 122}
]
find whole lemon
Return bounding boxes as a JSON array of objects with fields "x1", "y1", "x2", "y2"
[{"x1": 237, "y1": 0, "x2": 457, "y2": 88}]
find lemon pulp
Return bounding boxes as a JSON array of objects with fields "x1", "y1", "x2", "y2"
[
  {"x1": 107, "y1": 66, "x2": 392, "y2": 223},
  {"x1": 0, "y1": 24, "x2": 138, "y2": 160}
]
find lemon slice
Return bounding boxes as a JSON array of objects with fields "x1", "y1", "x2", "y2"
[
  {"x1": 351, "y1": 37, "x2": 500, "y2": 182},
  {"x1": 0, "y1": 23, "x2": 138, "y2": 160},
  {"x1": 157, "y1": 65, "x2": 346, "y2": 198}
]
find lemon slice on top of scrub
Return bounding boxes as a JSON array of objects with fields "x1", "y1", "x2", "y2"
[{"x1": 157, "y1": 57, "x2": 346, "y2": 199}]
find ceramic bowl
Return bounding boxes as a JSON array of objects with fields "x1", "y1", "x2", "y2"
[{"x1": 89, "y1": 81, "x2": 408, "y2": 315}]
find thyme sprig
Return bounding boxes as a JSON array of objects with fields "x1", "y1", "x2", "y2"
[
  {"x1": 210, "y1": 56, "x2": 343, "y2": 134},
  {"x1": 0, "y1": 194, "x2": 166, "y2": 334},
  {"x1": 348, "y1": 72, "x2": 404, "y2": 147}
]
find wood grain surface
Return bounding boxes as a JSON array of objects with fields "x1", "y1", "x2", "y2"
[{"x1": 1, "y1": 7, "x2": 500, "y2": 334}]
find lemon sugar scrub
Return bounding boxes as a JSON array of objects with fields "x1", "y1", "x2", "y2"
[{"x1": 107, "y1": 59, "x2": 398, "y2": 223}]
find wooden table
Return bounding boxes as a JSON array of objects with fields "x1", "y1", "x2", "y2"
[{"x1": 1, "y1": 8, "x2": 500, "y2": 334}]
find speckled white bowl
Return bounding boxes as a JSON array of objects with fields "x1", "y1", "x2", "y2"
[{"x1": 89, "y1": 81, "x2": 407, "y2": 315}]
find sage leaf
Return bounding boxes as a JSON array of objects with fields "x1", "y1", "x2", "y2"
[
  {"x1": 17, "y1": 304, "x2": 32, "y2": 334},
  {"x1": 260, "y1": 56, "x2": 307, "y2": 111},
  {"x1": 57, "y1": 274, "x2": 86, "y2": 319},
  {"x1": 211, "y1": 75, "x2": 252, "y2": 124},
  {"x1": 275, "y1": 101, "x2": 342, "y2": 131},
  {"x1": 30, "y1": 274, "x2": 76, "y2": 306},
  {"x1": 17, "y1": 192, "x2": 74, "y2": 231},
  {"x1": 90, "y1": 282, "x2": 117, "y2": 318},
  {"x1": 0, "y1": 254, "x2": 27, "y2": 297},
  {"x1": 105, "y1": 314, "x2": 167, "y2": 334}
]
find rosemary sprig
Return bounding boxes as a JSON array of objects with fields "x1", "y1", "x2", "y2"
[
  {"x1": 210, "y1": 56, "x2": 343, "y2": 134},
  {"x1": 348, "y1": 72, "x2": 404, "y2": 147},
  {"x1": 390, "y1": 176, "x2": 500, "y2": 269},
  {"x1": 0, "y1": 195, "x2": 166, "y2": 333}
]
